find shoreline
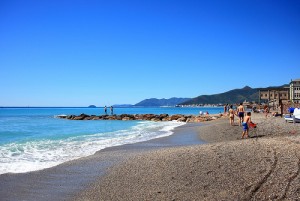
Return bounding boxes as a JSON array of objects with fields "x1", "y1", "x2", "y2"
[
  {"x1": 0, "y1": 121, "x2": 206, "y2": 201},
  {"x1": 73, "y1": 113, "x2": 300, "y2": 200},
  {"x1": 1, "y1": 113, "x2": 300, "y2": 200}
]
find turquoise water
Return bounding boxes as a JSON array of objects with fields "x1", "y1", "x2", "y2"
[{"x1": 0, "y1": 107, "x2": 222, "y2": 174}]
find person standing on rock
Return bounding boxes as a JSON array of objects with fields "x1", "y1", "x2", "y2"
[
  {"x1": 110, "y1": 106, "x2": 113, "y2": 115},
  {"x1": 104, "y1": 106, "x2": 107, "y2": 115}
]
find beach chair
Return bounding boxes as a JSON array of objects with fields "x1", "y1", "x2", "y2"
[
  {"x1": 285, "y1": 115, "x2": 293, "y2": 122},
  {"x1": 285, "y1": 108, "x2": 300, "y2": 123},
  {"x1": 249, "y1": 122, "x2": 258, "y2": 138},
  {"x1": 292, "y1": 115, "x2": 300, "y2": 123}
]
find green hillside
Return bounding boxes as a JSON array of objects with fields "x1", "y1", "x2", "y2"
[
  {"x1": 180, "y1": 86, "x2": 259, "y2": 105},
  {"x1": 135, "y1": 98, "x2": 191, "y2": 107}
]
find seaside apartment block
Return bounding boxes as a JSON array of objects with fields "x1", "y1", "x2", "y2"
[
  {"x1": 290, "y1": 78, "x2": 300, "y2": 103},
  {"x1": 259, "y1": 79, "x2": 300, "y2": 104}
]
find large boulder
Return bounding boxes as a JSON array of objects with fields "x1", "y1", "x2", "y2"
[
  {"x1": 162, "y1": 117, "x2": 171, "y2": 121},
  {"x1": 73, "y1": 116, "x2": 86, "y2": 120},
  {"x1": 122, "y1": 116, "x2": 135, "y2": 120},
  {"x1": 151, "y1": 117, "x2": 161, "y2": 122},
  {"x1": 177, "y1": 117, "x2": 187, "y2": 122},
  {"x1": 170, "y1": 114, "x2": 183, "y2": 121},
  {"x1": 107, "y1": 115, "x2": 117, "y2": 120},
  {"x1": 67, "y1": 115, "x2": 75, "y2": 119},
  {"x1": 92, "y1": 116, "x2": 101, "y2": 120},
  {"x1": 143, "y1": 114, "x2": 156, "y2": 120},
  {"x1": 80, "y1": 113, "x2": 90, "y2": 118},
  {"x1": 158, "y1": 114, "x2": 169, "y2": 120}
]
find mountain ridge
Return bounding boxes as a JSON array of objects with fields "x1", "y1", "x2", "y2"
[
  {"x1": 181, "y1": 86, "x2": 258, "y2": 105},
  {"x1": 133, "y1": 84, "x2": 288, "y2": 106},
  {"x1": 134, "y1": 97, "x2": 191, "y2": 107}
]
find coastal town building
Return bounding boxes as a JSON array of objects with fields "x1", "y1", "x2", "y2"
[
  {"x1": 259, "y1": 87, "x2": 290, "y2": 104},
  {"x1": 290, "y1": 78, "x2": 300, "y2": 103},
  {"x1": 259, "y1": 79, "x2": 300, "y2": 104}
]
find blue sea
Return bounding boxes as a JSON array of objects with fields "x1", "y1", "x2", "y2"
[{"x1": 0, "y1": 107, "x2": 222, "y2": 174}]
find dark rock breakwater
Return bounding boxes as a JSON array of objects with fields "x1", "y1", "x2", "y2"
[{"x1": 56, "y1": 113, "x2": 223, "y2": 123}]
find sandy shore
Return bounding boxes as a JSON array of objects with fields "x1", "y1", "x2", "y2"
[
  {"x1": 1, "y1": 113, "x2": 299, "y2": 201},
  {"x1": 73, "y1": 113, "x2": 300, "y2": 201}
]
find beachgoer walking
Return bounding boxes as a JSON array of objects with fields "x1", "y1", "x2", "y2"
[
  {"x1": 237, "y1": 103, "x2": 245, "y2": 126},
  {"x1": 241, "y1": 112, "x2": 251, "y2": 139},
  {"x1": 104, "y1": 106, "x2": 107, "y2": 115},
  {"x1": 224, "y1": 104, "x2": 228, "y2": 114},
  {"x1": 110, "y1": 106, "x2": 113, "y2": 115},
  {"x1": 264, "y1": 105, "x2": 269, "y2": 118},
  {"x1": 228, "y1": 105, "x2": 235, "y2": 126}
]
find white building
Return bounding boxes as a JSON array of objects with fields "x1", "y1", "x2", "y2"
[
  {"x1": 259, "y1": 78, "x2": 300, "y2": 104},
  {"x1": 290, "y1": 79, "x2": 300, "y2": 103}
]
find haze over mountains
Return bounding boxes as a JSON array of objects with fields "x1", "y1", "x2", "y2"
[{"x1": 130, "y1": 85, "x2": 288, "y2": 107}]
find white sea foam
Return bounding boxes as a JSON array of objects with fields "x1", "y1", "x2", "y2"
[{"x1": 0, "y1": 121, "x2": 185, "y2": 174}]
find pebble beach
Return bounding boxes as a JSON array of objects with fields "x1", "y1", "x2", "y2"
[
  {"x1": 1, "y1": 112, "x2": 300, "y2": 201},
  {"x1": 74, "y1": 113, "x2": 300, "y2": 201}
]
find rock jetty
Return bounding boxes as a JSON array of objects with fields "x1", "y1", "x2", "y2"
[{"x1": 57, "y1": 113, "x2": 223, "y2": 123}]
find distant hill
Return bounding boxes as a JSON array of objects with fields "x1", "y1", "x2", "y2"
[
  {"x1": 133, "y1": 84, "x2": 288, "y2": 106},
  {"x1": 112, "y1": 104, "x2": 134, "y2": 107},
  {"x1": 135, "y1": 97, "x2": 191, "y2": 107},
  {"x1": 180, "y1": 86, "x2": 259, "y2": 105}
]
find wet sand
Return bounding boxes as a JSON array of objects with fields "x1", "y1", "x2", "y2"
[{"x1": 73, "y1": 113, "x2": 300, "y2": 201}]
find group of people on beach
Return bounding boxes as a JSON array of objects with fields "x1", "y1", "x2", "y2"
[
  {"x1": 199, "y1": 111, "x2": 209, "y2": 115},
  {"x1": 224, "y1": 103, "x2": 256, "y2": 139}
]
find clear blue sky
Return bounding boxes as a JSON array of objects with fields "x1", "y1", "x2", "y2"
[{"x1": 1, "y1": 0, "x2": 300, "y2": 106}]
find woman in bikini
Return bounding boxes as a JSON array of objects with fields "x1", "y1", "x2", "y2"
[{"x1": 228, "y1": 105, "x2": 235, "y2": 126}]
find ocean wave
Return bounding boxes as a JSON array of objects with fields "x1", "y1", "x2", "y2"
[{"x1": 0, "y1": 121, "x2": 185, "y2": 174}]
